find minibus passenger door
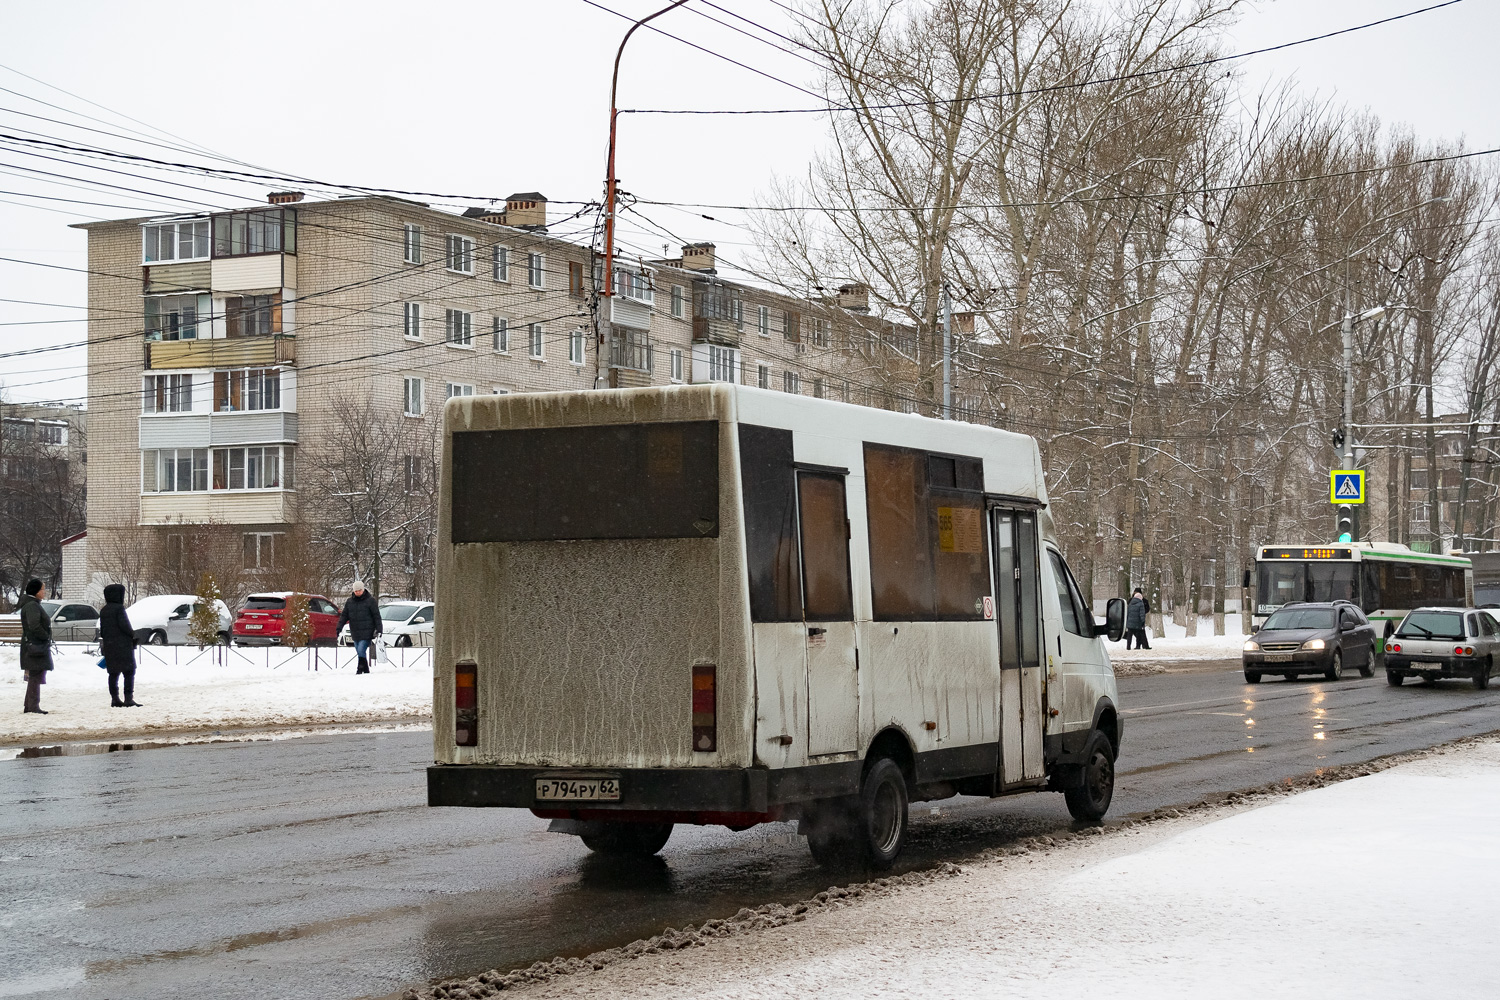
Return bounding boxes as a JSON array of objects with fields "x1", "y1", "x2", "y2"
[
  {"x1": 798, "y1": 471, "x2": 859, "y2": 756},
  {"x1": 992, "y1": 509, "x2": 1044, "y2": 785}
]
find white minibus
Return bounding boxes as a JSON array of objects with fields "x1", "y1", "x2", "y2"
[{"x1": 429, "y1": 384, "x2": 1125, "y2": 867}]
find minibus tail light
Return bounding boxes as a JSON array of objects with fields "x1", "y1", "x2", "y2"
[
  {"x1": 455, "y1": 659, "x2": 478, "y2": 747},
  {"x1": 692, "y1": 664, "x2": 716, "y2": 752}
]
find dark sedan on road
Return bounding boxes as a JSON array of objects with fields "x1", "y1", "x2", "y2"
[
  {"x1": 1242, "y1": 601, "x2": 1379, "y2": 683},
  {"x1": 1385, "y1": 608, "x2": 1500, "y2": 689}
]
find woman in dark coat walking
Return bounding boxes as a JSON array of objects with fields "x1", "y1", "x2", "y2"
[
  {"x1": 337, "y1": 581, "x2": 382, "y2": 674},
  {"x1": 99, "y1": 583, "x2": 141, "y2": 707},
  {"x1": 1125, "y1": 588, "x2": 1152, "y2": 650},
  {"x1": 18, "y1": 578, "x2": 53, "y2": 714}
]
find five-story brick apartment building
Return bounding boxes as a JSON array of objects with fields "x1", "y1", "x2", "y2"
[{"x1": 79, "y1": 192, "x2": 904, "y2": 600}]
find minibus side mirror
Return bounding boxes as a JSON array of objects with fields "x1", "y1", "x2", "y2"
[{"x1": 1099, "y1": 598, "x2": 1126, "y2": 642}]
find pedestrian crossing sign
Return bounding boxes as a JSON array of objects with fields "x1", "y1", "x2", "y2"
[{"x1": 1330, "y1": 470, "x2": 1365, "y2": 504}]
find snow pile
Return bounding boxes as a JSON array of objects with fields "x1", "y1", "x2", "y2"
[
  {"x1": 446, "y1": 738, "x2": 1500, "y2": 1000},
  {"x1": 0, "y1": 643, "x2": 433, "y2": 745},
  {"x1": 1107, "y1": 613, "x2": 1246, "y2": 664}
]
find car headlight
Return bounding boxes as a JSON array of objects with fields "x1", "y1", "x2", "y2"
[
  {"x1": 1301, "y1": 638, "x2": 1326, "y2": 651},
  {"x1": 1243, "y1": 640, "x2": 1259, "y2": 651}
]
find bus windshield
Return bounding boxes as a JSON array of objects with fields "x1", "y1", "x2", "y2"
[{"x1": 1257, "y1": 562, "x2": 1354, "y2": 610}]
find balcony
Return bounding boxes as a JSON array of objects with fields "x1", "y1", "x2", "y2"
[
  {"x1": 139, "y1": 490, "x2": 293, "y2": 526},
  {"x1": 609, "y1": 330, "x2": 652, "y2": 372},
  {"x1": 692, "y1": 316, "x2": 741, "y2": 347},
  {"x1": 147, "y1": 335, "x2": 295, "y2": 370}
]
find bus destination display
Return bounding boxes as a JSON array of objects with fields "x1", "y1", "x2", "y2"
[{"x1": 1262, "y1": 547, "x2": 1353, "y2": 560}]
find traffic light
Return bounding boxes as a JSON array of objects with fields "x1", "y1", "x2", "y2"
[
  {"x1": 1336, "y1": 505, "x2": 1357, "y2": 543},
  {"x1": 1331, "y1": 427, "x2": 1345, "y2": 452}
]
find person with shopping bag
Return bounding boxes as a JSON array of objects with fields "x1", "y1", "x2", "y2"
[{"x1": 337, "y1": 581, "x2": 382, "y2": 674}]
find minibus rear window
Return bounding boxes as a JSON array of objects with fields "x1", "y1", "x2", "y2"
[{"x1": 451, "y1": 422, "x2": 719, "y2": 542}]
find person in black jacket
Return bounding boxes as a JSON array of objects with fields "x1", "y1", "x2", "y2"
[
  {"x1": 18, "y1": 578, "x2": 53, "y2": 714},
  {"x1": 98, "y1": 583, "x2": 141, "y2": 708},
  {"x1": 337, "y1": 581, "x2": 381, "y2": 674}
]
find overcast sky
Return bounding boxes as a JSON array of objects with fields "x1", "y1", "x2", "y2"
[{"x1": 0, "y1": 0, "x2": 1494, "y2": 406}]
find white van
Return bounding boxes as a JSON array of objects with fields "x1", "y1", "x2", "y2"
[{"x1": 429, "y1": 385, "x2": 1124, "y2": 867}]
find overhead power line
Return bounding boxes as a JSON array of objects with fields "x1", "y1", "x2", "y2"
[{"x1": 616, "y1": 0, "x2": 1469, "y2": 115}]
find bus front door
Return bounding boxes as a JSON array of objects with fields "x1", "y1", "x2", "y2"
[
  {"x1": 992, "y1": 508, "x2": 1045, "y2": 786},
  {"x1": 797, "y1": 471, "x2": 858, "y2": 756}
]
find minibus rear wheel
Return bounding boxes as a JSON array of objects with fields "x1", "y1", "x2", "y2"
[
  {"x1": 1064, "y1": 731, "x2": 1115, "y2": 823},
  {"x1": 578, "y1": 821, "x2": 674, "y2": 857}
]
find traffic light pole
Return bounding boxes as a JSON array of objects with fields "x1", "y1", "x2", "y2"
[{"x1": 1338, "y1": 312, "x2": 1356, "y2": 541}]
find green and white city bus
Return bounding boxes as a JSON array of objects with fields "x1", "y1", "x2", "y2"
[{"x1": 1252, "y1": 543, "x2": 1472, "y2": 641}]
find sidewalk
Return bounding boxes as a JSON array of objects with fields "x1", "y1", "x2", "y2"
[
  {"x1": 0, "y1": 644, "x2": 432, "y2": 747},
  {"x1": 474, "y1": 738, "x2": 1500, "y2": 1000}
]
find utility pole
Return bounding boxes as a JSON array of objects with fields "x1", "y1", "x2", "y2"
[
  {"x1": 599, "y1": 0, "x2": 687, "y2": 390},
  {"x1": 941, "y1": 284, "x2": 952, "y2": 419},
  {"x1": 1337, "y1": 305, "x2": 1385, "y2": 541}
]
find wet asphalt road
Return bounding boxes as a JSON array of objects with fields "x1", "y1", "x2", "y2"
[{"x1": 5, "y1": 663, "x2": 1500, "y2": 1000}]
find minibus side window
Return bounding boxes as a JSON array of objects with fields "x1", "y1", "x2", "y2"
[
  {"x1": 798, "y1": 473, "x2": 853, "y2": 621},
  {"x1": 740, "y1": 424, "x2": 802, "y2": 622},
  {"x1": 865, "y1": 444, "x2": 933, "y2": 619}
]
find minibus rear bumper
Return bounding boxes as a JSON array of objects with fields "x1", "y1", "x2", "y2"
[{"x1": 428, "y1": 762, "x2": 861, "y2": 814}]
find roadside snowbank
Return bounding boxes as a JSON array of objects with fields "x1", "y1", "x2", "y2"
[
  {"x1": 0, "y1": 643, "x2": 432, "y2": 746},
  {"x1": 1107, "y1": 614, "x2": 1246, "y2": 664},
  {"x1": 457, "y1": 738, "x2": 1500, "y2": 1000}
]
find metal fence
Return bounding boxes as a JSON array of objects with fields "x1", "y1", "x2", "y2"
[{"x1": 129, "y1": 643, "x2": 433, "y2": 671}]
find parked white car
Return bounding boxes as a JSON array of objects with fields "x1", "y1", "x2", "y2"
[
  {"x1": 0, "y1": 600, "x2": 100, "y2": 642},
  {"x1": 339, "y1": 601, "x2": 435, "y2": 647},
  {"x1": 122, "y1": 594, "x2": 233, "y2": 645}
]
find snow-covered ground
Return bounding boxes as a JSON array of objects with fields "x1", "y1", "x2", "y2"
[
  {"x1": 492, "y1": 738, "x2": 1500, "y2": 1000},
  {"x1": 0, "y1": 643, "x2": 432, "y2": 746},
  {"x1": 1107, "y1": 613, "x2": 1246, "y2": 663}
]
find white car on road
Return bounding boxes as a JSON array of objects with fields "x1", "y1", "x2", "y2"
[{"x1": 339, "y1": 601, "x2": 435, "y2": 647}]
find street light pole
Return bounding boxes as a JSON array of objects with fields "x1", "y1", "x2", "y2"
[
  {"x1": 598, "y1": 0, "x2": 687, "y2": 390},
  {"x1": 941, "y1": 284, "x2": 952, "y2": 419},
  {"x1": 1338, "y1": 304, "x2": 1386, "y2": 540}
]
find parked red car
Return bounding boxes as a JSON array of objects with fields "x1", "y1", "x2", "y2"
[{"x1": 231, "y1": 592, "x2": 341, "y2": 646}]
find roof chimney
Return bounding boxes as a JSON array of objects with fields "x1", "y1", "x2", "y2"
[
  {"x1": 505, "y1": 192, "x2": 547, "y2": 231},
  {"x1": 837, "y1": 282, "x2": 870, "y2": 313},
  {"x1": 682, "y1": 242, "x2": 716, "y2": 273},
  {"x1": 463, "y1": 206, "x2": 509, "y2": 225},
  {"x1": 267, "y1": 191, "x2": 305, "y2": 205}
]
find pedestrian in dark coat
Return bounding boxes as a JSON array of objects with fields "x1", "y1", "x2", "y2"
[
  {"x1": 337, "y1": 581, "x2": 381, "y2": 674},
  {"x1": 99, "y1": 583, "x2": 141, "y2": 708},
  {"x1": 1125, "y1": 588, "x2": 1152, "y2": 650},
  {"x1": 18, "y1": 579, "x2": 53, "y2": 714}
]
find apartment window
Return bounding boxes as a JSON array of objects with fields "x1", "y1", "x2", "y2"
[
  {"x1": 212, "y1": 369, "x2": 281, "y2": 412},
  {"x1": 707, "y1": 344, "x2": 737, "y2": 383},
  {"x1": 528, "y1": 253, "x2": 545, "y2": 289},
  {"x1": 1, "y1": 419, "x2": 31, "y2": 442},
  {"x1": 609, "y1": 329, "x2": 652, "y2": 371},
  {"x1": 144, "y1": 294, "x2": 210, "y2": 341},
  {"x1": 36, "y1": 422, "x2": 65, "y2": 446},
  {"x1": 492, "y1": 316, "x2": 509, "y2": 352},
  {"x1": 403, "y1": 377, "x2": 424, "y2": 416},
  {"x1": 614, "y1": 269, "x2": 653, "y2": 304},
  {"x1": 446, "y1": 382, "x2": 474, "y2": 399},
  {"x1": 492, "y1": 245, "x2": 508, "y2": 281},
  {"x1": 811, "y1": 317, "x2": 829, "y2": 348},
  {"x1": 446, "y1": 234, "x2": 474, "y2": 274},
  {"x1": 404, "y1": 455, "x2": 423, "y2": 492},
  {"x1": 445, "y1": 308, "x2": 473, "y2": 347},
  {"x1": 243, "y1": 532, "x2": 279, "y2": 572},
  {"x1": 757, "y1": 362, "x2": 770, "y2": 389},
  {"x1": 671, "y1": 285, "x2": 684, "y2": 318},
  {"x1": 403, "y1": 224, "x2": 422, "y2": 264},
  {"x1": 491, "y1": 386, "x2": 509, "y2": 394},
  {"x1": 568, "y1": 261, "x2": 586, "y2": 297},
  {"x1": 733, "y1": 298, "x2": 744, "y2": 330},
  {"x1": 225, "y1": 294, "x2": 279, "y2": 337},
  {"x1": 757, "y1": 305, "x2": 770, "y2": 337},
  {"x1": 213, "y1": 208, "x2": 294, "y2": 258},
  {"x1": 143, "y1": 373, "x2": 193, "y2": 413},
  {"x1": 783, "y1": 370, "x2": 801, "y2": 394},
  {"x1": 143, "y1": 448, "x2": 209, "y2": 492},
  {"x1": 670, "y1": 348, "x2": 684, "y2": 382},
  {"x1": 142, "y1": 219, "x2": 210, "y2": 263},
  {"x1": 568, "y1": 328, "x2": 586, "y2": 365},
  {"x1": 813, "y1": 377, "x2": 825, "y2": 399},
  {"x1": 528, "y1": 323, "x2": 544, "y2": 359},
  {"x1": 211, "y1": 445, "x2": 289, "y2": 490},
  {"x1": 783, "y1": 310, "x2": 801, "y2": 343},
  {"x1": 403, "y1": 302, "x2": 422, "y2": 340}
]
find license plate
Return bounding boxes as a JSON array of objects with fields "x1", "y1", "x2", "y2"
[
  {"x1": 1412, "y1": 661, "x2": 1442, "y2": 670},
  {"x1": 1265, "y1": 653, "x2": 1293, "y2": 663},
  {"x1": 535, "y1": 777, "x2": 620, "y2": 802},
  {"x1": 244, "y1": 624, "x2": 263, "y2": 630}
]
